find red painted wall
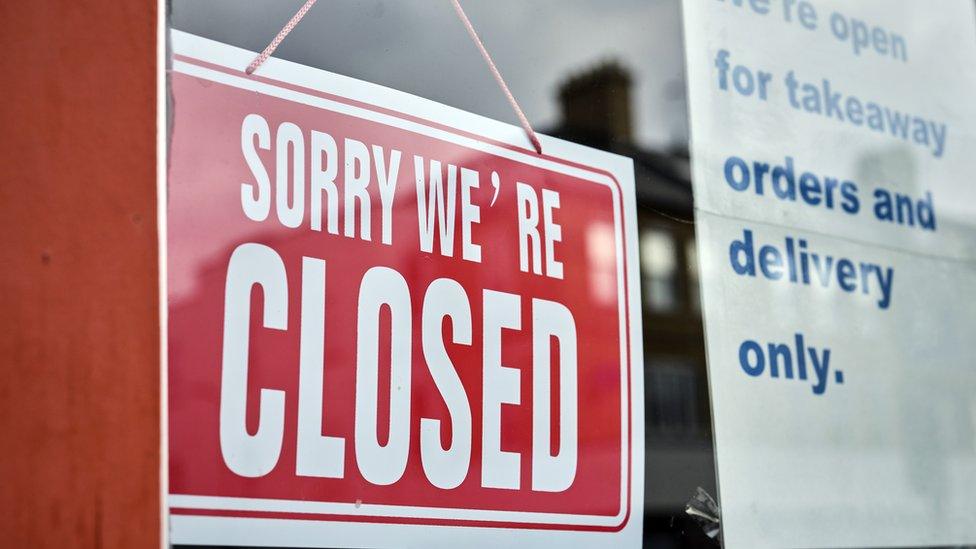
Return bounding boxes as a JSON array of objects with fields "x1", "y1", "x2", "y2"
[{"x1": 0, "y1": 1, "x2": 160, "y2": 547}]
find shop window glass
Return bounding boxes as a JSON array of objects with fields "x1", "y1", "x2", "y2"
[{"x1": 641, "y1": 228, "x2": 678, "y2": 312}]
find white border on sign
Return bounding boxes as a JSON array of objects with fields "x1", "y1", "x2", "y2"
[
  {"x1": 166, "y1": 29, "x2": 644, "y2": 547},
  {"x1": 156, "y1": 3, "x2": 169, "y2": 549}
]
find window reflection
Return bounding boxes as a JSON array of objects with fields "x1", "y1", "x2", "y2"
[
  {"x1": 642, "y1": 228, "x2": 679, "y2": 312},
  {"x1": 647, "y1": 360, "x2": 701, "y2": 437}
]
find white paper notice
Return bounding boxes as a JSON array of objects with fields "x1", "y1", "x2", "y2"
[{"x1": 681, "y1": 1, "x2": 976, "y2": 547}]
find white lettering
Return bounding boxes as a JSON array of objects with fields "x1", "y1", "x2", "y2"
[
  {"x1": 541, "y1": 190, "x2": 564, "y2": 279},
  {"x1": 240, "y1": 114, "x2": 271, "y2": 221},
  {"x1": 414, "y1": 156, "x2": 458, "y2": 257},
  {"x1": 275, "y1": 122, "x2": 305, "y2": 229},
  {"x1": 309, "y1": 131, "x2": 339, "y2": 235},
  {"x1": 344, "y1": 138, "x2": 372, "y2": 240},
  {"x1": 373, "y1": 145, "x2": 402, "y2": 246},
  {"x1": 219, "y1": 243, "x2": 287, "y2": 478},
  {"x1": 460, "y1": 167, "x2": 482, "y2": 262},
  {"x1": 420, "y1": 278, "x2": 473, "y2": 489},
  {"x1": 481, "y1": 289, "x2": 522, "y2": 489},
  {"x1": 296, "y1": 257, "x2": 346, "y2": 478},
  {"x1": 516, "y1": 182, "x2": 541, "y2": 275},
  {"x1": 355, "y1": 267, "x2": 412, "y2": 485},
  {"x1": 531, "y1": 298, "x2": 578, "y2": 492}
]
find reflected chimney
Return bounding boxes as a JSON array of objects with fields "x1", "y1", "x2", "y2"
[{"x1": 557, "y1": 61, "x2": 633, "y2": 145}]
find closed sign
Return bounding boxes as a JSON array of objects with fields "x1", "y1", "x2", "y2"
[{"x1": 166, "y1": 31, "x2": 643, "y2": 548}]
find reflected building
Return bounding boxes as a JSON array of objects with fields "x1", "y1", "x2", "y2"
[{"x1": 550, "y1": 61, "x2": 718, "y2": 546}]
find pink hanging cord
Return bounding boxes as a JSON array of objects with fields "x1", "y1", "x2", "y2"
[
  {"x1": 244, "y1": 0, "x2": 542, "y2": 155},
  {"x1": 449, "y1": 0, "x2": 542, "y2": 154},
  {"x1": 245, "y1": 0, "x2": 318, "y2": 75}
]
